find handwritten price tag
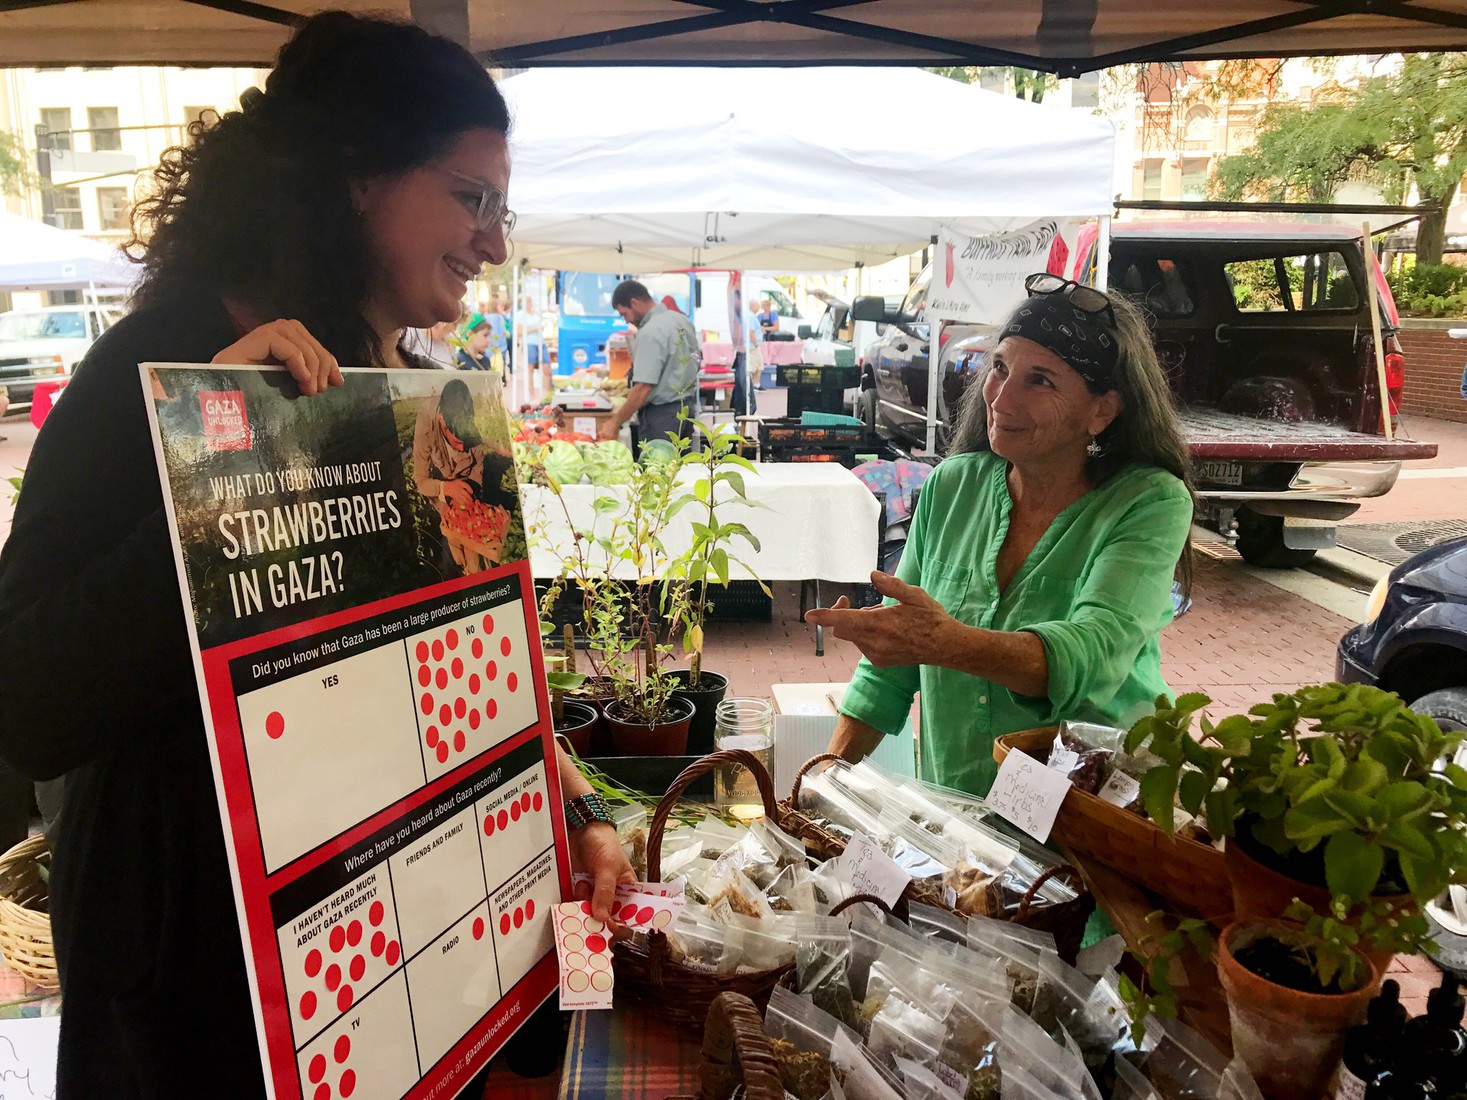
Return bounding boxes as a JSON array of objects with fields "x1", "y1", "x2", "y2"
[
  {"x1": 1097, "y1": 769, "x2": 1141, "y2": 807},
  {"x1": 834, "y1": 831, "x2": 911, "y2": 907},
  {"x1": 987, "y1": 750, "x2": 1071, "y2": 843}
]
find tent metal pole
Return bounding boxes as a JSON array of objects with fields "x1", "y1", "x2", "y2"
[{"x1": 1095, "y1": 216, "x2": 1111, "y2": 291}]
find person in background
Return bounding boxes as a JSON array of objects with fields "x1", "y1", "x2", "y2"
[
  {"x1": 757, "y1": 296, "x2": 780, "y2": 338},
  {"x1": 493, "y1": 298, "x2": 512, "y2": 374},
  {"x1": 412, "y1": 317, "x2": 458, "y2": 367},
  {"x1": 729, "y1": 285, "x2": 755, "y2": 418},
  {"x1": 599, "y1": 278, "x2": 701, "y2": 445},
  {"x1": 0, "y1": 14, "x2": 631, "y2": 1095},
  {"x1": 520, "y1": 294, "x2": 545, "y2": 389},
  {"x1": 455, "y1": 312, "x2": 493, "y2": 370},
  {"x1": 810, "y1": 275, "x2": 1194, "y2": 797}
]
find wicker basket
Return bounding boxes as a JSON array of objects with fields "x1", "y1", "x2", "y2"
[
  {"x1": 613, "y1": 749, "x2": 795, "y2": 1030},
  {"x1": 692, "y1": 992, "x2": 784, "y2": 1100},
  {"x1": 994, "y1": 728, "x2": 1233, "y2": 920},
  {"x1": 0, "y1": 835, "x2": 58, "y2": 990},
  {"x1": 782, "y1": 754, "x2": 1095, "y2": 962}
]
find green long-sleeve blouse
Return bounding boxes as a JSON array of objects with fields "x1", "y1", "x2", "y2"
[{"x1": 840, "y1": 450, "x2": 1193, "y2": 796}]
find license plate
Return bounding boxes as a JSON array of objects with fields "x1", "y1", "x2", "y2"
[{"x1": 1196, "y1": 461, "x2": 1244, "y2": 486}]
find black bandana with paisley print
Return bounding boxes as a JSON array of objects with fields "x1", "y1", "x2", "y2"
[{"x1": 998, "y1": 295, "x2": 1119, "y2": 390}]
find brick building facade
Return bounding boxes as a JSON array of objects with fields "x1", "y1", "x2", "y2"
[{"x1": 1398, "y1": 320, "x2": 1467, "y2": 426}]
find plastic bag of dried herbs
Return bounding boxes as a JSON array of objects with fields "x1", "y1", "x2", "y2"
[
  {"x1": 999, "y1": 1007, "x2": 1102, "y2": 1100},
  {"x1": 867, "y1": 995, "x2": 946, "y2": 1075},
  {"x1": 965, "y1": 917, "x2": 1055, "y2": 1015},
  {"x1": 793, "y1": 914, "x2": 859, "y2": 1030},
  {"x1": 1046, "y1": 721, "x2": 1126, "y2": 795},
  {"x1": 764, "y1": 986, "x2": 861, "y2": 1100},
  {"x1": 722, "y1": 911, "x2": 798, "y2": 974},
  {"x1": 907, "y1": 901, "x2": 969, "y2": 944},
  {"x1": 665, "y1": 903, "x2": 734, "y2": 973}
]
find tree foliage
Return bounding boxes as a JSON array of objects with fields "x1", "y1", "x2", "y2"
[
  {"x1": 929, "y1": 65, "x2": 1055, "y2": 103},
  {"x1": 1212, "y1": 53, "x2": 1467, "y2": 263},
  {"x1": 0, "y1": 130, "x2": 30, "y2": 198}
]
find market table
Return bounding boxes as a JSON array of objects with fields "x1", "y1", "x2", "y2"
[
  {"x1": 556, "y1": 1004, "x2": 702, "y2": 1099},
  {"x1": 523, "y1": 463, "x2": 880, "y2": 652}
]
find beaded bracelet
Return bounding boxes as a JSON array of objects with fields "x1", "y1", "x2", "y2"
[{"x1": 563, "y1": 791, "x2": 616, "y2": 830}]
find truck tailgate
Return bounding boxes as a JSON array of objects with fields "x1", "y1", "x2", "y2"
[{"x1": 1181, "y1": 409, "x2": 1438, "y2": 462}]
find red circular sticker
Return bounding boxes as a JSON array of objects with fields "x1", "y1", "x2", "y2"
[
  {"x1": 520, "y1": 793, "x2": 532, "y2": 812},
  {"x1": 325, "y1": 963, "x2": 341, "y2": 991},
  {"x1": 347, "y1": 920, "x2": 362, "y2": 948},
  {"x1": 425, "y1": 727, "x2": 439, "y2": 749},
  {"x1": 299, "y1": 990, "x2": 317, "y2": 1020},
  {"x1": 329, "y1": 925, "x2": 345, "y2": 953},
  {"x1": 386, "y1": 941, "x2": 401, "y2": 966},
  {"x1": 468, "y1": 710, "x2": 481, "y2": 731},
  {"x1": 585, "y1": 932, "x2": 607, "y2": 954},
  {"x1": 482, "y1": 814, "x2": 495, "y2": 837},
  {"x1": 497, "y1": 809, "x2": 508, "y2": 830},
  {"x1": 618, "y1": 903, "x2": 637, "y2": 922},
  {"x1": 340, "y1": 1069, "x2": 357, "y2": 1098},
  {"x1": 482, "y1": 614, "x2": 494, "y2": 634},
  {"x1": 432, "y1": 639, "x2": 444, "y2": 662},
  {"x1": 417, "y1": 665, "x2": 431, "y2": 688},
  {"x1": 309, "y1": 1053, "x2": 327, "y2": 1084},
  {"x1": 369, "y1": 901, "x2": 384, "y2": 927},
  {"x1": 451, "y1": 657, "x2": 463, "y2": 680},
  {"x1": 468, "y1": 674, "x2": 481, "y2": 695},
  {"x1": 507, "y1": 672, "x2": 519, "y2": 693},
  {"x1": 532, "y1": 792, "x2": 543, "y2": 813},
  {"x1": 419, "y1": 693, "x2": 433, "y2": 716},
  {"x1": 500, "y1": 636, "x2": 512, "y2": 657},
  {"x1": 314, "y1": 1084, "x2": 330, "y2": 1100},
  {"x1": 371, "y1": 930, "x2": 385, "y2": 957},
  {"x1": 435, "y1": 742, "x2": 449, "y2": 764},
  {"x1": 637, "y1": 906, "x2": 654, "y2": 925},
  {"x1": 446, "y1": 628, "x2": 459, "y2": 651},
  {"x1": 473, "y1": 917, "x2": 485, "y2": 940},
  {"x1": 513, "y1": 907, "x2": 524, "y2": 928},
  {"x1": 304, "y1": 949, "x2": 322, "y2": 978},
  {"x1": 438, "y1": 704, "x2": 452, "y2": 726},
  {"x1": 334, "y1": 1034, "x2": 351, "y2": 1064},
  {"x1": 486, "y1": 660, "x2": 497, "y2": 682},
  {"x1": 525, "y1": 899, "x2": 535, "y2": 920},
  {"x1": 453, "y1": 730, "x2": 466, "y2": 753},
  {"x1": 454, "y1": 697, "x2": 466, "y2": 719},
  {"x1": 265, "y1": 712, "x2": 285, "y2": 740},
  {"x1": 337, "y1": 984, "x2": 353, "y2": 1014},
  {"x1": 500, "y1": 913, "x2": 511, "y2": 935},
  {"x1": 415, "y1": 641, "x2": 429, "y2": 663},
  {"x1": 472, "y1": 638, "x2": 484, "y2": 659},
  {"x1": 486, "y1": 698, "x2": 498, "y2": 720},
  {"x1": 510, "y1": 802, "x2": 521, "y2": 822},
  {"x1": 435, "y1": 668, "x2": 448, "y2": 691},
  {"x1": 349, "y1": 954, "x2": 365, "y2": 982}
]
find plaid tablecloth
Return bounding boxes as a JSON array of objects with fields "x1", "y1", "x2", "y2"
[{"x1": 558, "y1": 1006, "x2": 703, "y2": 1100}]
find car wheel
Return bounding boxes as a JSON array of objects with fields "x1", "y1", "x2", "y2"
[
  {"x1": 1410, "y1": 687, "x2": 1467, "y2": 734},
  {"x1": 1234, "y1": 507, "x2": 1317, "y2": 569},
  {"x1": 857, "y1": 388, "x2": 877, "y2": 432}
]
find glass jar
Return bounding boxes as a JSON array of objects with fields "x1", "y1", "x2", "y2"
[{"x1": 713, "y1": 698, "x2": 774, "y2": 821}]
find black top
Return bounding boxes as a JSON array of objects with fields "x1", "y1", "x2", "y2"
[{"x1": 0, "y1": 295, "x2": 267, "y2": 1097}]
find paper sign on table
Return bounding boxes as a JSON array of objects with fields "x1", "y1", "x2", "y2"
[
  {"x1": 834, "y1": 831, "x2": 911, "y2": 907},
  {"x1": 553, "y1": 901, "x2": 614, "y2": 1010},
  {"x1": 1047, "y1": 747, "x2": 1079, "y2": 775},
  {"x1": 987, "y1": 750, "x2": 1072, "y2": 844},
  {"x1": 1097, "y1": 769, "x2": 1141, "y2": 807},
  {"x1": 0, "y1": 1016, "x2": 59, "y2": 1099}
]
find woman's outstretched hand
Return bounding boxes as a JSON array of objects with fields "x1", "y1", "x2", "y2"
[
  {"x1": 213, "y1": 319, "x2": 345, "y2": 396},
  {"x1": 805, "y1": 570, "x2": 960, "y2": 668}
]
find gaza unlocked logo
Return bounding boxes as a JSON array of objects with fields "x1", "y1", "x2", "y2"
[{"x1": 199, "y1": 389, "x2": 253, "y2": 451}]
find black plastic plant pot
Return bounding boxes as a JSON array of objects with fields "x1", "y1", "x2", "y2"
[{"x1": 668, "y1": 669, "x2": 730, "y2": 756}]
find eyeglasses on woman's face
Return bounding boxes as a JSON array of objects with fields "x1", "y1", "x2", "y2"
[{"x1": 440, "y1": 167, "x2": 517, "y2": 238}]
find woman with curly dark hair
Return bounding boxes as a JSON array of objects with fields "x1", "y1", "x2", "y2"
[{"x1": 0, "y1": 13, "x2": 632, "y2": 1096}]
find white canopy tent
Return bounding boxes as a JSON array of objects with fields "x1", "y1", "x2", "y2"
[
  {"x1": 501, "y1": 66, "x2": 1117, "y2": 273},
  {"x1": 0, "y1": 212, "x2": 138, "y2": 293}
]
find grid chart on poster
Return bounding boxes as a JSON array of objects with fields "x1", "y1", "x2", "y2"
[
  {"x1": 236, "y1": 599, "x2": 539, "y2": 873},
  {"x1": 276, "y1": 758, "x2": 560, "y2": 1100}
]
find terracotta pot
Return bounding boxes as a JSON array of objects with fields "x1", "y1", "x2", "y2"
[
  {"x1": 1217, "y1": 921, "x2": 1380, "y2": 1100},
  {"x1": 604, "y1": 696, "x2": 695, "y2": 757},
  {"x1": 668, "y1": 669, "x2": 729, "y2": 756},
  {"x1": 553, "y1": 700, "x2": 599, "y2": 757},
  {"x1": 1224, "y1": 837, "x2": 1412, "y2": 968}
]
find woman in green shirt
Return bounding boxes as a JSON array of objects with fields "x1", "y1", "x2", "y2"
[{"x1": 809, "y1": 275, "x2": 1194, "y2": 796}]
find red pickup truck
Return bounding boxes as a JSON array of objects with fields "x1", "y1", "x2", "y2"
[{"x1": 856, "y1": 222, "x2": 1437, "y2": 567}]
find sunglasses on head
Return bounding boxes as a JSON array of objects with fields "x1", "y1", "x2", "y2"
[
  {"x1": 440, "y1": 168, "x2": 518, "y2": 238},
  {"x1": 1025, "y1": 272, "x2": 1117, "y2": 328}
]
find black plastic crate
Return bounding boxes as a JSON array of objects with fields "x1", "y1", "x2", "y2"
[
  {"x1": 759, "y1": 417, "x2": 870, "y2": 451},
  {"x1": 787, "y1": 387, "x2": 846, "y2": 417},
  {"x1": 704, "y1": 579, "x2": 772, "y2": 622},
  {"x1": 777, "y1": 364, "x2": 861, "y2": 388},
  {"x1": 534, "y1": 581, "x2": 663, "y2": 640}
]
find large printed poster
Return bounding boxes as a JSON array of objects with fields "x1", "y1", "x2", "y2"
[{"x1": 142, "y1": 365, "x2": 570, "y2": 1100}]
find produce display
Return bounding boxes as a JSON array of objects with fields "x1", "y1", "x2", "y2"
[{"x1": 440, "y1": 499, "x2": 511, "y2": 545}]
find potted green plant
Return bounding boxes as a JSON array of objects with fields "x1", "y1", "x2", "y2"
[
  {"x1": 1122, "y1": 899, "x2": 1393, "y2": 1100},
  {"x1": 1125, "y1": 684, "x2": 1467, "y2": 945},
  {"x1": 662, "y1": 419, "x2": 768, "y2": 753},
  {"x1": 520, "y1": 420, "x2": 761, "y2": 759}
]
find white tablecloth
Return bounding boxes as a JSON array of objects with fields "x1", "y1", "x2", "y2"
[{"x1": 523, "y1": 463, "x2": 880, "y2": 582}]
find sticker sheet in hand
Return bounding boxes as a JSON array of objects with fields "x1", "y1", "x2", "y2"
[{"x1": 143, "y1": 365, "x2": 570, "y2": 1100}]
